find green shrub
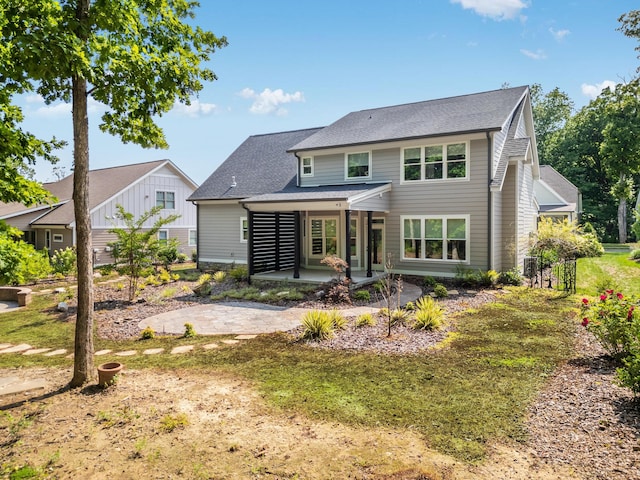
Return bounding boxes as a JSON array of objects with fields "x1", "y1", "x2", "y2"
[
  {"x1": 498, "y1": 268, "x2": 522, "y2": 286},
  {"x1": 413, "y1": 296, "x2": 444, "y2": 330},
  {"x1": 50, "y1": 246, "x2": 77, "y2": 276},
  {"x1": 213, "y1": 270, "x2": 227, "y2": 283},
  {"x1": 301, "y1": 310, "x2": 334, "y2": 340},
  {"x1": 229, "y1": 265, "x2": 248, "y2": 282},
  {"x1": 404, "y1": 301, "x2": 415, "y2": 311},
  {"x1": 373, "y1": 280, "x2": 385, "y2": 292},
  {"x1": 531, "y1": 217, "x2": 604, "y2": 260},
  {"x1": 328, "y1": 309, "x2": 347, "y2": 330},
  {"x1": 390, "y1": 308, "x2": 410, "y2": 326},
  {"x1": 423, "y1": 275, "x2": 437, "y2": 288},
  {"x1": 176, "y1": 253, "x2": 189, "y2": 263},
  {"x1": 191, "y1": 249, "x2": 197, "y2": 262},
  {"x1": 353, "y1": 289, "x2": 371, "y2": 302},
  {"x1": 197, "y1": 273, "x2": 211, "y2": 285},
  {"x1": 378, "y1": 307, "x2": 390, "y2": 317},
  {"x1": 617, "y1": 352, "x2": 640, "y2": 396},
  {"x1": 434, "y1": 284, "x2": 448, "y2": 298},
  {"x1": 630, "y1": 249, "x2": 640, "y2": 261},
  {"x1": 0, "y1": 231, "x2": 52, "y2": 285},
  {"x1": 158, "y1": 268, "x2": 172, "y2": 284},
  {"x1": 140, "y1": 326, "x2": 155, "y2": 340},
  {"x1": 355, "y1": 312, "x2": 376, "y2": 327},
  {"x1": 183, "y1": 322, "x2": 196, "y2": 338}
]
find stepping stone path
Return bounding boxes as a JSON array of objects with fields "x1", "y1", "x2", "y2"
[
  {"x1": 143, "y1": 348, "x2": 164, "y2": 355},
  {"x1": 0, "y1": 376, "x2": 46, "y2": 397},
  {"x1": 95, "y1": 349, "x2": 113, "y2": 356},
  {"x1": 170, "y1": 345, "x2": 194, "y2": 354}
]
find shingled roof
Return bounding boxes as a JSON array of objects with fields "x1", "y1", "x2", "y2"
[
  {"x1": 289, "y1": 86, "x2": 529, "y2": 152},
  {"x1": 189, "y1": 127, "x2": 323, "y2": 201}
]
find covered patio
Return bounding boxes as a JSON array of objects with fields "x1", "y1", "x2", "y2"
[{"x1": 241, "y1": 183, "x2": 391, "y2": 283}]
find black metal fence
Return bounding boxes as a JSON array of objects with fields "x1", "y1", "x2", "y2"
[{"x1": 523, "y1": 256, "x2": 577, "y2": 293}]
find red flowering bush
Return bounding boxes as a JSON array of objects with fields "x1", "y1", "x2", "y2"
[
  {"x1": 580, "y1": 290, "x2": 640, "y2": 395},
  {"x1": 580, "y1": 290, "x2": 639, "y2": 359}
]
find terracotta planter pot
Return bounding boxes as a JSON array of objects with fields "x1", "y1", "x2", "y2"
[{"x1": 97, "y1": 362, "x2": 124, "y2": 387}]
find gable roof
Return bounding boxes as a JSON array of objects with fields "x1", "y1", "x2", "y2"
[
  {"x1": 538, "y1": 165, "x2": 580, "y2": 206},
  {"x1": 1, "y1": 160, "x2": 196, "y2": 227},
  {"x1": 189, "y1": 127, "x2": 323, "y2": 202},
  {"x1": 289, "y1": 86, "x2": 529, "y2": 152}
]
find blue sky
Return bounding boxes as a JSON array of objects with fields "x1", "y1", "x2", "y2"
[{"x1": 21, "y1": 0, "x2": 639, "y2": 185}]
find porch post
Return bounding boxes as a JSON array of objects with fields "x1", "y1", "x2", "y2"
[
  {"x1": 366, "y1": 210, "x2": 372, "y2": 277},
  {"x1": 293, "y1": 211, "x2": 300, "y2": 279},
  {"x1": 345, "y1": 209, "x2": 351, "y2": 280},
  {"x1": 247, "y1": 209, "x2": 254, "y2": 284}
]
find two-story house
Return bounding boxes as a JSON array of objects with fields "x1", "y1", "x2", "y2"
[
  {"x1": 0, "y1": 159, "x2": 198, "y2": 265},
  {"x1": 189, "y1": 86, "x2": 540, "y2": 281}
]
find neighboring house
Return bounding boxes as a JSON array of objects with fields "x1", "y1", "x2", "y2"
[
  {"x1": 0, "y1": 160, "x2": 198, "y2": 265},
  {"x1": 534, "y1": 165, "x2": 582, "y2": 222},
  {"x1": 189, "y1": 86, "x2": 540, "y2": 280}
]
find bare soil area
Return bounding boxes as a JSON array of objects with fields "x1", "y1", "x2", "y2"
[{"x1": 3, "y1": 280, "x2": 639, "y2": 479}]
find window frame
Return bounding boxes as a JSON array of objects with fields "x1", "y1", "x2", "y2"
[
  {"x1": 188, "y1": 229, "x2": 197, "y2": 247},
  {"x1": 240, "y1": 217, "x2": 248, "y2": 243},
  {"x1": 344, "y1": 151, "x2": 372, "y2": 180},
  {"x1": 349, "y1": 218, "x2": 358, "y2": 260},
  {"x1": 400, "y1": 215, "x2": 470, "y2": 263},
  {"x1": 301, "y1": 156, "x2": 314, "y2": 177},
  {"x1": 53, "y1": 233, "x2": 63, "y2": 243},
  {"x1": 155, "y1": 190, "x2": 176, "y2": 210},
  {"x1": 157, "y1": 229, "x2": 169, "y2": 245},
  {"x1": 309, "y1": 217, "x2": 338, "y2": 258},
  {"x1": 401, "y1": 141, "x2": 469, "y2": 183}
]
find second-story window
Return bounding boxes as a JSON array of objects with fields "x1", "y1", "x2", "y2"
[
  {"x1": 346, "y1": 152, "x2": 370, "y2": 179},
  {"x1": 403, "y1": 142, "x2": 468, "y2": 182},
  {"x1": 156, "y1": 191, "x2": 175, "y2": 209},
  {"x1": 301, "y1": 157, "x2": 313, "y2": 176}
]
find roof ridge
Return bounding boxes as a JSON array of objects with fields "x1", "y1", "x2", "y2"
[
  {"x1": 249, "y1": 126, "x2": 325, "y2": 139},
  {"x1": 349, "y1": 85, "x2": 530, "y2": 115}
]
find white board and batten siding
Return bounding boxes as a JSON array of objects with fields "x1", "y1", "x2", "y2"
[
  {"x1": 197, "y1": 203, "x2": 248, "y2": 265},
  {"x1": 517, "y1": 161, "x2": 537, "y2": 268}
]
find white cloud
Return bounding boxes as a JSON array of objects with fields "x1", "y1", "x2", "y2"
[
  {"x1": 25, "y1": 94, "x2": 106, "y2": 117},
  {"x1": 549, "y1": 27, "x2": 570, "y2": 41},
  {"x1": 172, "y1": 99, "x2": 218, "y2": 117},
  {"x1": 451, "y1": 0, "x2": 528, "y2": 21},
  {"x1": 520, "y1": 49, "x2": 547, "y2": 60},
  {"x1": 239, "y1": 87, "x2": 305, "y2": 115},
  {"x1": 581, "y1": 80, "x2": 617, "y2": 100}
]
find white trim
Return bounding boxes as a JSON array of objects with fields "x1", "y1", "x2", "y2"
[
  {"x1": 158, "y1": 229, "x2": 169, "y2": 242},
  {"x1": 301, "y1": 156, "x2": 314, "y2": 177},
  {"x1": 400, "y1": 215, "x2": 470, "y2": 264},
  {"x1": 240, "y1": 217, "x2": 248, "y2": 243},
  {"x1": 344, "y1": 151, "x2": 372, "y2": 181},
  {"x1": 199, "y1": 257, "x2": 248, "y2": 265},
  {"x1": 400, "y1": 141, "x2": 469, "y2": 184},
  {"x1": 188, "y1": 229, "x2": 197, "y2": 247},
  {"x1": 309, "y1": 216, "x2": 339, "y2": 258},
  {"x1": 45, "y1": 229, "x2": 52, "y2": 250},
  {"x1": 53, "y1": 233, "x2": 63, "y2": 243},
  {"x1": 349, "y1": 217, "x2": 359, "y2": 261}
]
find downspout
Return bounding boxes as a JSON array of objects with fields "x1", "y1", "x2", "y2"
[
  {"x1": 195, "y1": 202, "x2": 200, "y2": 270},
  {"x1": 486, "y1": 131, "x2": 493, "y2": 271},
  {"x1": 294, "y1": 153, "x2": 301, "y2": 187}
]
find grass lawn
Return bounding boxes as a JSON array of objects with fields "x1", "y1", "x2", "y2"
[
  {"x1": 577, "y1": 252, "x2": 640, "y2": 296},
  {"x1": 0, "y1": 287, "x2": 576, "y2": 462}
]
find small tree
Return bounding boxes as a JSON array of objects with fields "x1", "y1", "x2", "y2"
[
  {"x1": 109, "y1": 205, "x2": 180, "y2": 301},
  {"x1": 320, "y1": 254, "x2": 351, "y2": 304},
  {"x1": 156, "y1": 238, "x2": 180, "y2": 271},
  {"x1": 377, "y1": 253, "x2": 404, "y2": 337}
]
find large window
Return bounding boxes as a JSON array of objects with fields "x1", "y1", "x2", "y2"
[
  {"x1": 310, "y1": 218, "x2": 337, "y2": 256},
  {"x1": 402, "y1": 142, "x2": 467, "y2": 182},
  {"x1": 301, "y1": 157, "x2": 313, "y2": 176},
  {"x1": 156, "y1": 190, "x2": 175, "y2": 209},
  {"x1": 346, "y1": 152, "x2": 371, "y2": 179},
  {"x1": 402, "y1": 216, "x2": 468, "y2": 261}
]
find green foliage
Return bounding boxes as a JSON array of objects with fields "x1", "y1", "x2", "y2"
[
  {"x1": 353, "y1": 289, "x2": 370, "y2": 302},
  {"x1": 183, "y1": 323, "x2": 196, "y2": 338},
  {"x1": 355, "y1": 312, "x2": 376, "y2": 327},
  {"x1": 157, "y1": 268, "x2": 172, "y2": 285},
  {"x1": 301, "y1": 310, "x2": 334, "y2": 340},
  {"x1": 530, "y1": 83, "x2": 574, "y2": 164},
  {"x1": 159, "y1": 413, "x2": 189, "y2": 433},
  {"x1": 531, "y1": 217, "x2": 604, "y2": 261},
  {"x1": 423, "y1": 276, "x2": 437, "y2": 288},
  {"x1": 630, "y1": 249, "x2": 640, "y2": 260},
  {"x1": 176, "y1": 253, "x2": 189, "y2": 263},
  {"x1": 156, "y1": 238, "x2": 180, "y2": 271},
  {"x1": 229, "y1": 265, "x2": 248, "y2": 282},
  {"x1": 413, "y1": 296, "x2": 444, "y2": 330},
  {"x1": 212, "y1": 270, "x2": 227, "y2": 283},
  {"x1": 50, "y1": 247, "x2": 77, "y2": 276},
  {"x1": 140, "y1": 326, "x2": 155, "y2": 340},
  {"x1": 433, "y1": 284, "x2": 449, "y2": 298},
  {"x1": 498, "y1": 268, "x2": 522, "y2": 286},
  {"x1": 327, "y1": 309, "x2": 347, "y2": 330},
  {"x1": 197, "y1": 273, "x2": 212, "y2": 286},
  {"x1": 581, "y1": 290, "x2": 638, "y2": 358},
  {"x1": 0, "y1": 230, "x2": 52, "y2": 285},
  {"x1": 617, "y1": 352, "x2": 640, "y2": 396},
  {"x1": 404, "y1": 301, "x2": 415, "y2": 311},
  {"x1": 633, "y1": 208, "x2": 640, "y2": 242},
  {"x1": 108, "y1": 204, "x2": 181, "y2": 301},
  {"x1": 390, "y1": 308, "x2": 411, "y2": 326}
]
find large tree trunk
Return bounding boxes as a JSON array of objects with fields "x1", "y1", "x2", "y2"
[
  {"x1": 618, "y1": 196, "x2": 628, "y2": 244},
  {"x1": 70, "y1": 0, "x2": 94, "y2": 388}
]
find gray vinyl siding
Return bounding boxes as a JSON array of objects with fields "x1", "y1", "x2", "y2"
[
  {"x1": 198, "y1": 203, "x2": 247, "y2": 264},
  {"x1": 492, "y1": 190, "x2": 503, "y2": 272},
  {"x1": 300, "y1": 150, "x2": 394, "y2": 187},
  {"x1": 501, "y1": 165, "x2": 517, "y2": 269},
  {"x1": 386, "y1": 138, "x2": 490, "y2": 276}
]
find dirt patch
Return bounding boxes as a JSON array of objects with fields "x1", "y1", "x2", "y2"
[{"x1": 1, "y1": 367, "x2": 577, "y2": 480}]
